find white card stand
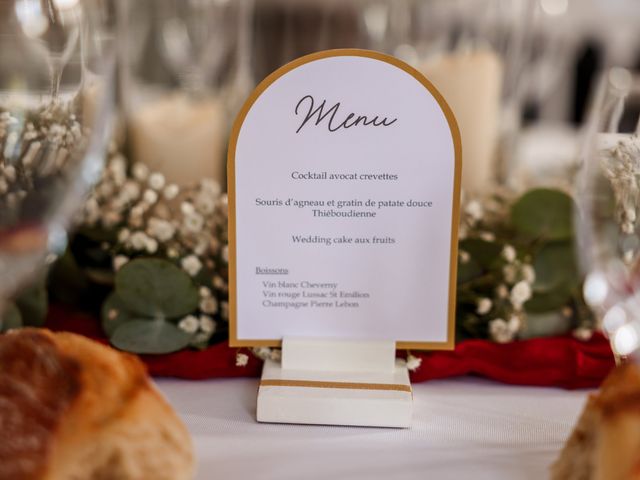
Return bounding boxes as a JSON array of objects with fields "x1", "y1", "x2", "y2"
[{"x1": 257, "y1": 338, "x2": 412, "y2": 428}]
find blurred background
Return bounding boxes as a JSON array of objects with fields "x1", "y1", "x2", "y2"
[{"x1": 113, "y1": 0, "x2": 640, "y2": 194}]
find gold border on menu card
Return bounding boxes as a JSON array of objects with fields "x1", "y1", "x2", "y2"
[{"x1": 228, "y1": 49, "x2": 462, "y2": 350}]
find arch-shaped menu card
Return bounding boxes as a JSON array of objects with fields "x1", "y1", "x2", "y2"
[{"x1": 228, "y1": 49, "x2": 461, "y2": 351}]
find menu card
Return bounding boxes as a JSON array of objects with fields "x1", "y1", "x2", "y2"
[{"x1": 228, "y1": 49, "x2": 461, "y2": 349}]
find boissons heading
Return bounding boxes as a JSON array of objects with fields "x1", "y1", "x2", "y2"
[{"x1": 295, "y1": 95, "x2": 397, "y2": 134}]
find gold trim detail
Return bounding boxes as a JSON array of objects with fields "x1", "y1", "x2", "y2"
[
  {"x1": 260, "y1": 379, "x2": 412, "y2": 393},
  {"x1": 228, "y1": 48, "x2": 462, "y2": 350}
]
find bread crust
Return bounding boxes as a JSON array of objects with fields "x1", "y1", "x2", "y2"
[
  {"x1": 0, "y1": 329, "x2": 194, "y2": 480},
  {"x1": 551, "y1": 363, "x2": 640, "y2": 480}
]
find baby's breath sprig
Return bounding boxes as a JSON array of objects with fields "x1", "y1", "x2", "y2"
[
  {"x1": 76, "y1": 149, "x2": 229, "y2": 350},
  {"x1": 457, "y1": 187, "x2": 596, "y2": 343},
  {"x1": 0, "y1": 100, "x2": 87, "y2": 222}
]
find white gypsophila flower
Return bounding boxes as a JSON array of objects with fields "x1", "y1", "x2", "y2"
[
  {"x1": 502, "y1": 245, "x2": 516, "y2": 263},
  {"x1": 459, "y1": 249, "x2": 470, "y2": 264},
  {"x1": 122, "y1": 181, "x2": 141, "y2": 201},
  {"x1": 128, "y1": 215, "x2": 143, "y2": 229},
  {"x1": 84, "y1": 196, "x2": 100, "y2": 220},
  {"x1": 109, "y1": 155, "x2": 127, "y2": 184},
  {"x1": 118, "y1": 228, "x2": 131, "y2": 243},
  {"x1": 98, "y1": 181, "x2": 115, "y2": 198},
  {"x1": 624, "y1": 249, "x2": 635, "y2": 264},
  {"x1": 622, "y1": 222, "x2": 634, "y2": 235},
  {"x1": 522, "y1": 264, "x2": 536, "y2": 284},
  {"x1": 503, "y1": 265, "x2": 517, "y2": 284},
  {"x1": 220, "y1": 301, "x2": 229, "y2": 320},
  {"x1": 147, "y1": 218, "x2": 175, "y2": 242},
  {"x1": 163, "y1": 183, "x2": 179, "y2": 200},
  {"x1": 194, "y1": 240, "x2": 208, "y2": 257},
  {"x1": 489, "y1": 318, "x2": 513, "y2": 343},
  {"x1": 222, "y1": 245, "x2": 228, "y2": 263},
  {"x1": 236, "y1": 353, "x2": 249, "y2": 367},
  {"x1": 626, "y1": 207, "x2": 637, "y2": 223},
  {"x1": 201, "y1": 178, "x2": 221, "y2": 196},
  {"x1": 199, "y1": 286, "x2": 212, "y2": 298},
  {"x1": 213, "y1": 276, "x2": 226, "y2": 290},
  {"x1": 269, "y1": 349, "x2": 282, "y2": 362},
  {"x1": 132, "y1": 162, "x2": 149, "y2": 181},
  {"x1": 510, "y1": 281, "x2": 532, "y2": 309},
  {"x1": 181, "y1": 201, "x2": 195, "y2": 216},
  {"x1": 252, "y1": 346, "x2": 272, "y2": 361},
  {"x1": 183, "y1": 213, "x2": 204, "y2": 233},
  {"x1": 113, "y1": 255, "x2": 129, "y2": 271},
  {"x1": 167, "y1": 247, "x2": 179, "y2": 258},
  {"x1": 145, "y1": 237, "x2": 158, "y2": 254},
  {"x1": 148, "y1": 172, "x2": 165, "y2": 191},
  {"x1": 562, "y1": 306, "x2": 574, "y2": 318},
  {"x1": 507, "y1": 315, "x2": 521, "y2": 333},
  {"x1": 200, "y1": 296, "x2": 218, "y2": 314},
  {"x1": 199, "y1": 315, "x2": 216, "y2": 334},
  {"x1": 476, "y1": 298, "x2": 492, "y2": 315},
  {"x1": 195, "y1": 192, "x2": 215, "y2": 215},
  {"x1": 129, "y1": 231, "x2": 149, "y2": 250},
  {"x1": 479, "y1": 232, "x2": 496, "y2": 242},
  {"x1": 143, "y1": 189, "x2": 158, "y2": 205},
  {"x1": 3, "y1": 165, "x2": 16, "y2": 182},
  {"x1": 496, "y1": 284, "x2": 509, "y2": 299},
  {"x1": 103, "y1": 211, "x2": 122, "y2": 228},
  {"x1": 130, "y1": 204, "x2": 145, "y2": 219},
  {"x1": 573, "y1": 327, "x2": 593, "y2": 342},
  {"x1": 465, "y1": 200, "x2": 483, "y2": 221},
  {"x1": 178, "y1": 315, "x2": 199, "y2": 334},
  {"x1": 406, "y1": 354, "x2": 422, "y2": 372},
  {"x1": 181, "y1": 255, "x2": 202, "y2": 276}
]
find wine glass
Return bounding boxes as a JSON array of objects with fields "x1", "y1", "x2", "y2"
[
  {"x1": 0, "y1": 0, "x2": 115, "y2": 310},
  {"x1": 577, "y1": 67, "x2": 640, "y2": 359},
  {"x1": 374, "y1": 0, "x2": 536, "y2": 195},
  {"x1": 119, "y1": 0, "x2": 248, "y2": 190}
]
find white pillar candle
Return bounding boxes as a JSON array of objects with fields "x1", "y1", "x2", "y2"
[
  {"x1": 421, "y1": 49, "x2": 503, "y2": 194},
  {"x1": 128, "y1": 93, "x2": 226, "y2": 188}
]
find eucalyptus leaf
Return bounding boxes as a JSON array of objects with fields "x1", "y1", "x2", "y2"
[
  {"x1": 525, "y1": 289, "x2": 573, "y2": 313},
  {"x1": 110, "y1": 319, "x2": 193, "y2": 354},
  {"x1": 511, "y1": 189, "x2": 573, "y2": 240},
  {"x1": 1, "y1": 302, "x2": 22, "y2": 332},
  {"x1": 459, "y1": 238, "x2": 503, "y2": 270},
  {"x1": 115, "y1": 259, "x2": 199, "y2": 319},
  {"x1": 519, "y1": 311, "x2": 572, "y2": 339},
  {"x1": 101, "y1": 293, "x2": 137, "y2": 336},
  {"x1": 532, "y1": 241, "x2": 579, "y2": 292}
]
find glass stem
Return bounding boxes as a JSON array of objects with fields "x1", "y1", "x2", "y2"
[{"x1": 50, "y1": 58, "x2": 63, "y2": 101}]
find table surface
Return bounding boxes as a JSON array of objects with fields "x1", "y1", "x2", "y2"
[{"x1": 155, "y1": 376, "x2": 589, "y2": 480}]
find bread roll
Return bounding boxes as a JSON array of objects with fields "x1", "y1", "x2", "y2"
[
  {"x1": 0, "y1": 328, "x2": 194, "y2": 480},
  {"x1": 551, "y1": 363, "x2": 640, "y2": 480}
]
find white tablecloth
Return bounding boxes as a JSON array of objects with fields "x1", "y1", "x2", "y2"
[{"x1": 155, "y1": 376, "x2": 589, "y2": 480}]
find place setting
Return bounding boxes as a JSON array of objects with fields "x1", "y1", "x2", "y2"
[{"x1": 0, "y1": 0, "x2": 639, "y2": 479}]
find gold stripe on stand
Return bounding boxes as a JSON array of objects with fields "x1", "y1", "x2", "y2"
[{"x1": 260, "y1": 379, "x2": 412, "y2": 393}]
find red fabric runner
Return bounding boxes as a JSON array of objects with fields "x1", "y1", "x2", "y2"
[{"x1": 45, "y1": 304, "x2": 615, "y2": 389}]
